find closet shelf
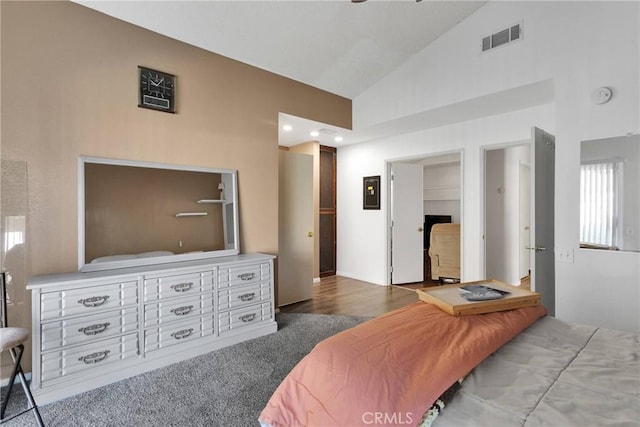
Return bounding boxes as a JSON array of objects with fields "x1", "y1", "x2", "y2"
[
  {"x1": 424, "y1": 187, "x2": 460, "y2": 201},
  {"x1": 197, "y1": 199, "x2": 225, "y2": 204}
]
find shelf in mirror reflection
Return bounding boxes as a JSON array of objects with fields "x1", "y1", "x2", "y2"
[{"x1": 175, "y1": 212, "x2": 208, "y2": 218}]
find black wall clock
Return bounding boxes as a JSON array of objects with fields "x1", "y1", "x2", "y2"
[{"x1": 138, "y1": 66, "x2": 176, "y2": 113}]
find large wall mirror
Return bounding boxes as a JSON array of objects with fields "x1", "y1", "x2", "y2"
[
  {"x1": 580, "y1": 134, "x2": 639, "y2": 253},
  {"x1": 78, "y1": 157, "x2": 240, "y2": 272}
]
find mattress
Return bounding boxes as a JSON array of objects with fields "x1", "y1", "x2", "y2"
[{"x1": 435, "y1": 316, "x2": 640, "y2": 426}]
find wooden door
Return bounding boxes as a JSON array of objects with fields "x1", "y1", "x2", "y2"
[{"x1": 319, "y1": 146, "x2": 336, "y2": 277}]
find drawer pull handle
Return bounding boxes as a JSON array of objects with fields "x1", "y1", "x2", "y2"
[
  {"x1": 171, "y1": 328, "x2": 194, "y2": 340},
  {"x1": 78, "y1": 295, "x2": 110, "y2": 307},
  {"x1": 78, "y1": 322, "x2": 110, "y2": 335},
  {"x1": 238, "y1": 273, "x2": 255, "y2": 281},
  {"x1": 78, "y1": 350, "x2": 110, "y2": 364},
  {"x1": 170, "y1": 305, "x2": 194, "y2": 316},
  {"x1": 239, "y1": 313, "x2": 257, "y2": 323},
  {"x1": 238, "y1": 293, "x2": 256, "y2": 302},
  {"x1": 171, "y1": 282, "x2": 193, "y2": 292}
]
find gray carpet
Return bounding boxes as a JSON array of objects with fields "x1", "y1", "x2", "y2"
[{"x1": 2, "y1": 312, "x2": 370, "y2": 427}]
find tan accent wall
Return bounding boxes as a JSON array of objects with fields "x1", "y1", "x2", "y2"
[
  {"x1": 0, "y1": 1, "x2": 351, "y2": 372},
  {"x1": 289, "y1": 141, "x2": 320, "y2": 279}
]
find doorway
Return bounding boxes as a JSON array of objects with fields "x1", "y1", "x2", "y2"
[
  {"x1": 484, "y1": 144, "x2": 530, "y2": 285},
  {"x1": 388, "y1": 151, "x2": 463, "y2": 287},
  {"x1": 482, "y1": 127, "x2": 556, "y2": 314}
]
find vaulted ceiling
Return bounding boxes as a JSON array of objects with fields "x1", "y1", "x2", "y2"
[{"x1": 74, "y1": 0, "x2": 487, "y2": 146}]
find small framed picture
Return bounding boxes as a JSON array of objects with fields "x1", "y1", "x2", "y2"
[{"x1": 363, "y1": 175, "x2": 380, "y2": 210}]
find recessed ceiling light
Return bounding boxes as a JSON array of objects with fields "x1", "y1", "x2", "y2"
[
  {"x1": 282, "y1": 124, "x2": 293, "y2": 132},
  {"x1": 310, "y1": 131, "x2": 320, "y2": 137},
  {"x1": 334, "y1": 136, "x2": 343, "y2": 142}
]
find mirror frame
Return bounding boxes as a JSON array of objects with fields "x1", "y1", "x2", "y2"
[{"x1": 77, "y1": 156, "x2": 240, "y2": 272}]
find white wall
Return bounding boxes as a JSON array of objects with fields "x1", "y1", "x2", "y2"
[
  {"x1": 337, "y1": 104, "x2": 554, "y2": 285},
  {"x1": 341, "y1": 1, "x2": 639, "y2": 332}
]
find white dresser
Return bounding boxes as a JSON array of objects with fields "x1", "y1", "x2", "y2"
[{"x1": 26, "y1": 253, "x2": 276, "y2": 404}]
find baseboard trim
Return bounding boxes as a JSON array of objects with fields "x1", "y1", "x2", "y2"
[{"x1": 1, "y1": 371, "x2": 31, "y2": 387}]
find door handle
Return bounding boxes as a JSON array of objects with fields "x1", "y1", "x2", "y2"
[
  {"x1": 418, "y1": 227, "x2": 424, "y2": 232},
  {"x1": 307, "y1": 231, "x2": 313, "y2": 237},
  {"x1": 525, "y1": 246, "x2": 546, "y2": 252}
]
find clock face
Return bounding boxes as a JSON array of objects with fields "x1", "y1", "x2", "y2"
[{"x1": 138, "y1": 66, "x2": 175, "y2": 113}]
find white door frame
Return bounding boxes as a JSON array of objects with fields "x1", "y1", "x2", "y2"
[
  {"x1": 519, "y1": 160, "x2": 532, "y2": 279},
  {"x1": 385, "y1": 149, "x2": 465, "y2": 285},
  {"x1": 479, "y1": 139, "x2": 530, "y2": 281}
]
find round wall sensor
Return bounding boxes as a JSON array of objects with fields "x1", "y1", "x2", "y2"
[{"x1": 591, "y1": 87, "x2": 613, "y2": 105}]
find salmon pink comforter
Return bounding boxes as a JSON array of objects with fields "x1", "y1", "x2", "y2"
[{"x1": 259, "y1": 301, "x2": 547, "y2": 427}]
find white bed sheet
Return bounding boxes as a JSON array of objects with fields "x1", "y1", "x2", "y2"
[{"x1": 436, "y1": 316, "x2": 640, "y2": 426}]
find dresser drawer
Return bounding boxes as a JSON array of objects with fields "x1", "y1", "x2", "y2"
[
  {"x1": 41, "y1": 307, "x2": 138, "y2": 351},
  {"x1": 41, "y1": 333, "x2": 138, "y2": 383},
  {"x1": 144, "y1": 317, "x2": 214, "y2": 353},
  {"x1": 218, "y1": 282, "x2": 270, "y2": 311},
  {"x1": 218, "y1": 302, "x2": 272, "y2": 333},
  {"x1": 144, "y1": 293, "x2": 214, "y2": 328},
  {"x1": 40, "y1": 281, "x2": 138, "y2": 321},
  {"x1": 143, "y1": 270, "x2": 213, "y2": 302},
  {"x1": 218, "y1": 263, "x2": 271, "y2": 288}
]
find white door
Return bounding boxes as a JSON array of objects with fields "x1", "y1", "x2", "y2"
[
  {"x1": 530, "y1": 127, "x2": 555, "y2": 315},
  {"x1": 519, "y1": 161, "x2": 531, "y2": 279},
  {"x1": 390, "y1": 162, "x2": 424, "y2": 284},
  {"x1": 278, "y1": 151, "x2": 314, "y2": 306}
]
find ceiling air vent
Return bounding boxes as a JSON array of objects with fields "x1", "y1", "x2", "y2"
[{"x1": 482, "y1": 22, "x2": 522, "y2": 52}]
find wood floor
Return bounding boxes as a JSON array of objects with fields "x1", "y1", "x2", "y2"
[
  {"x1": 397, "y1": 279, "x2": 445, "y2": 290},
  {"x1": 279, "y1": 275, "x2": 419, "y2": 317},
  {"x1": 279, "y1": 275, "x2": 531, "y2": 317}
]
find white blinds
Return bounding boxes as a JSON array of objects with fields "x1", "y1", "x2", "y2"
[
  {"x1": 2, "y1": 215, "x2": 25, "y2": 255},
  {"x1": 580, "y1": 161, "x2": 620, "y2": 247}
]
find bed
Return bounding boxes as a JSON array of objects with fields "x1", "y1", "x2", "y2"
[
  {"x1": 435, "y1": 315, "x2": 640, "y2": 426},
  {"x1": 259, "y1": 301, "x2": 639, "y2": 427}
]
